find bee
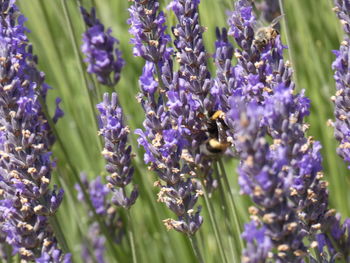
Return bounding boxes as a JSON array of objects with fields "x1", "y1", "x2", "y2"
[
  {"x1": 253, "y1": 14, "x2": 284, "y2": 50},
  {"x1": 200, "y1": 110, "x2": 231, "y2": 156},
  {"x1": 204, "y1": 138, "x2": 231, "y2": 155}
]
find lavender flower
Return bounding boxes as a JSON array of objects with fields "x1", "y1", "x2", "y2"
[
  {"x1": 227, "y1": 1, "x2": 350, "y2": 261},
  {"x1": 76, "y1": 175, "x2": 124, "y2": 263},
  {"x1": 169, "y1": 0, "x2": 211, "y2": 102},
  {"x1": 317, "y1": 211, "x2": 350, "y2": 261},
  {"x1": 81, "y1": 7, "x2": 125, "y2": 86},
  {"x1": 228, "y1": 96, "x2": 308, "y2": 262},
  {"x1": 81, "y1": 223, "x2": 106, "y2": 263},
  {"x1": 0, "y1": 0, "x2": 69, "y2": 261},
  {"x1": 97, "y1": 93, "x2": 138, "y2": 209},
  {"x1": 135, "y1": 63, "x2": 204, "y2": 235},
  {"x1": 128, "y1": 0, "x2": 171, "y2": 63},
  {"x1": 332, "y1": 0, "x2": 350, "y2": 168},
  {"x1": 227, "y1": 0, "x2": 293, "y2": 105},
  {"x1": 241, "y1": 221, "x2": 272, "y2": 263},
  {"x1": 129, "y1": 0, "x2": 205, "y2": 235},
  {"x1": 212, "y1": 27, "x2": 235, "y2": 112}
]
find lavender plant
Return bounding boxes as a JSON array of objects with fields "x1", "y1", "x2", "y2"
[
  {"x1": 332, "y1": 0, "x2": 350, "y2": 168},
  {"x1": 97, "y1": 93, "x2": 138, "y2": 209},
  {"x1": 227, "y1": 0, "x2": 293, "y2": 104},
  {"x1": 212, "y1": 27, "x2": 235, "y2": 113},
  {"x1": 80, "y1": 7, "x2": 125, "y2": 86},
  {"x1": 2, "y1": 0, "x2": 348, "y2": 262},
  {"x1": 0, "y1": 0, "x2": 69, "y2": 261},
  {"x1": 80, "y1": 4, "x2": 137, "y2": 209},
  {"x1": 228, "y1": 91, "x2": 308, "y2": 262},
  {"x1": 226, "y1": 0, "x2": 350, "y2": 261},
  {"x1": 80, "y1": 8, "x2": 138, "y2": 261},
  {"x1": 129, "y1": 0, "x2": 205, "y2": 235}
]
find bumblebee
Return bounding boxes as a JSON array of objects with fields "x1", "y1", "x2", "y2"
[
  {"x1": 253, "y1": 15, "x2": 284, "y2": 50},
  {"x1": 204, "y1": 138, "x2": 230, "y2": 155},
  {"x1": 200, "y1": 110, "x2": 231, "y2": 156}
]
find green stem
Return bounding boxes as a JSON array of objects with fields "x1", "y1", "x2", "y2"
[
  {"x1": 60, "y1": 0, "x2": 102, "y2": 150},
  {"x1": 155, "y1": 64, "x2": 164, "y2": 91},
  {"x1": 200, "y1": 179, "x2": 228, "y2": 263},
  {"x1": 48, "y1": 215, "x2": 70, "y2": 254},
  {"x1": 218, "y1": 159, "x2": 244, "y2": 251},
  {"x1": 312, "y1": 247, "x2": 322, "y2": 263},
  {"x1": 188, "y1": 234, "x2": 204, "y2": 263},
  {"x1": 326, "y1": 232, "x2": 347, "y2": 263},
  {"x1": 127, "y1": 209, "x2": 137, "y2": 263},
  {"x1": 214, "y1": 162, "x2": 239, "y2": 262},
  {"x1": 57, "y1": 171, "x2": 99, "y2": 263},
  {"x1": 4, "y1": 244, "x2": 12, "y2": 263},
  {"x1": 278, "y1": 0, "x2": 298, "y2": 85}
]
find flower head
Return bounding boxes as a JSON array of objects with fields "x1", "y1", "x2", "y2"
[
  {"x1": 332, "y1": 0, "x2": 350, "y2": 168},
  {"x1": 0, "y1": 0, "x2": 68, "y2": 261},
  {"x1": 129, "y1": 0, "x2": 213, "y2": 235},
  {"x1": 226, "y1": 1, "x2": 348, "y2": 261},
  {"x1": 228, "y1": 96, "x2": 307, "y2": 261},
  {"x1": 128, "y1": 0, "x2": 171, "y2": 63},
  {"x1": 81, "y1": 7, "x2": 125, "y2": 86},
  {"x1": 97, "y1": 93, "x2": 138, "y2": 209}
]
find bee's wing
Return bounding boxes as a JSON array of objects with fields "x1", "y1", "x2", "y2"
[
  {"x1": 271, "y1": 14, "x2": 285, "y2": 27},
  {"x1": 252, "y1": 20, "x2": 264, "y2": 31}
]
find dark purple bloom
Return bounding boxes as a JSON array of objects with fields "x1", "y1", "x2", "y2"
[
  {"x1": 0, "y1": 0, "x2": 69, "y2": 261},
  {"x1": 97, "y1": 93, "x2": 138, "y2": 209},
  {"x1": 81, "y1": 7, "x2": 125, "y2": 86},
  {"x1": 76, "y1": 175, "x2": 109, "y2": 215},
  {"x1": 169, "y1": 0, "x2": 211, "y2": 102}
]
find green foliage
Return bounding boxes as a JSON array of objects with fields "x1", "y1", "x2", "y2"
[{"x1": 14, "y1": 0, "x2": 350, "y2": 262}]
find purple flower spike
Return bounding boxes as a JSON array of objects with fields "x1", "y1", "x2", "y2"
[
  {"x1": 97, "y1": 93, "x2": 138, "y2": 209},
  {"x1": 241, "y1": 221, "x2": 272, "y2": 263},
  {"x1": 227, "y1": 0, "x2": 291, "y2": 105},
  {"x1": 228, "y1": 98, "x2": 307, "y2": 262},
  {"x1": 212, "y1": 27, "x2": 235, "y2": 112},
  {"x1": 227, "y1": 1, "x2": 350, "y2": 261},
  {"x1": 128, "y1": 0, "x2": 171, "y2": 63},
  {"x1": 81, "y1": 7, "x2": 125, "y2": 86},
  {"x1": 170, "y1": 0, "x2": 211, "y2": 101},
  {"x1": 317, "y1": 211, "x2": 350, "y2": 261},
  {"x1": 129, "y1": 0, "x2": 208, "y2": 235},
  {"x1": 0, "y1": 0, "x2": 69, "y2": 261},
  {"x1": 332, "y1": 0, "x2": 350, "y2": 169}
]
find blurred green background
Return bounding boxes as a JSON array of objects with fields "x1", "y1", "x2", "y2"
[{"x1": 12, "y1": 0, "x2": 350, "y2": 262}]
